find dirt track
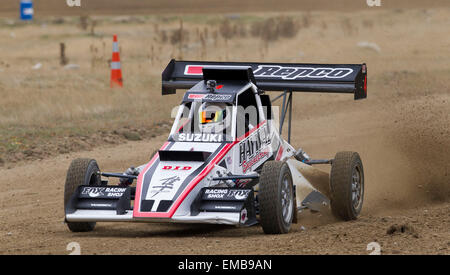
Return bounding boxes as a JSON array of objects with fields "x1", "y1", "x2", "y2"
[
  {"x1": 0, "y1": 1, "x2": 449, "y2": 255},
  {"x1": 0, "y1": 135, "x2": 448, "y2": 255},
  {"x1": 0, "y1": 87, "x2": 448, "y2": 254}
]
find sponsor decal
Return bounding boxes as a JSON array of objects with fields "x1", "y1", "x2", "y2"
[
  {"x1": 203, "y1": 94, "x2": 232, "y2": 101},
  {"x1": 188, "y1": 93, "x2": 232, "y2": 101},
  {"x1": 151, "y1": 176, "x2": 180, "y2": 198},
  {"x1": 188, "y1": 94, "x2": 206, "y2": 99},
  {"x1": 239, "y1": 125, "x2": 271, "y2": 172},
  {"x1": 104, "y1": 187, "x2": 127, "y2": 198},
  {"x1": 204, "y1": 189, "x2": 251, "y2": 200},
  {"x1": 205, "y1": 189, "x2": 228, "y2": 194},
  {"x1": 162, "y1": 166, "x2": 192, "y2": 171},
  {"x1": 184, "y1": 64, "x2": 354, "y2": 80},
  {"x1": 242, "y1": 151, "x2": 269, "y2": 173},
  {"x1": 227, "y1": 189, "x2": 251, "y2": 200},
  {"x1": 204, "y1": 188, "x2": 228, "y2": 199},
  {"x1": 253, "y1": 65, "x2": 353, "y2": 80},
  {"x1": 83, "y1": 187, "x2": 104, "y2": 198},
  {"x1": 178, "y1": 133, "x2": 223, "y2": 142},
  {"x1": 81, "y1": 187, "x2": 127, "y2": 198}
]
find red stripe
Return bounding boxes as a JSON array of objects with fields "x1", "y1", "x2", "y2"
[
  {"x1": 186, "y1": 66, "x2": 203, "y2": 75},
  {"x1": 177, "y1": 118, "x2": 191, "y2": 133},
  {"x1": 237, "y1": 120, "x2": 266, "y2": 141},
  {"x1": 276, "y1": 145, "x2": 283, "y2": 161},
  {"x1": 133, "y1": 141, "x2": 170, "y2": 218}
]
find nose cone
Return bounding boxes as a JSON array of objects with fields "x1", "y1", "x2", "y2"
[
  {"x1": 141, "y1": 161, "x2": 205, "y2": 212},
  {"x1": 134, "y1": 141, "x2": 227, "y2": 216}
]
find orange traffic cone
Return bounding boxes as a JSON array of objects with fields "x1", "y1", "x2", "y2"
[{"x1": 110, "y1": 34, "x2": 123, "y2": 88}]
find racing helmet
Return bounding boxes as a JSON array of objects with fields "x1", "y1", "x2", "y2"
[{"x1": 198, "y1": 102, "x2": 230, "y2": 134}]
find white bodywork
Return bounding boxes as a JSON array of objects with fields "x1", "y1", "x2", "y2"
[{"x1": 65, "y1": 82, "x2": 326, "y2": 225}]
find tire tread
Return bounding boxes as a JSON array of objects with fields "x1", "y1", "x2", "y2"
[
  {"x1": 64, "y1": 158, "x2": 99, "y2": 232},
  {"x1": 259, "y1": 161, "x2": 292, "y2": 234},
  {"x1": 330, "y1": 151, "x2": 363, "y2": 220}
]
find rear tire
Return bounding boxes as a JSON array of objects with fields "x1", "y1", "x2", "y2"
[
  {"x1": 259, "y1": 161, "x2": 294, "y2": 234},
  {"x1": 64, "y1": 158, "x2": 101, "y2": 232},
  {"x1": 330, "y1": 152, "x2": 364, "y2": 220}
]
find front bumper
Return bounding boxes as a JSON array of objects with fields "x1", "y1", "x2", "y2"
[{"x1": 65, "y1": 210, "x2": 241, "y2": 225}]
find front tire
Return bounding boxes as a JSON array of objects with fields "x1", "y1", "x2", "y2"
[
  {"x1": 64, "y1": 158, "x2": 101, "y2": 232},
  {"x1": 259, "y1": 161, "x2": 294, "y2": 234},
  {"x1": 330, "y1": 151, "x2": 364, "y2": 220}
]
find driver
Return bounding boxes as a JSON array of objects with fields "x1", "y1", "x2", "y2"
[{"x1": 197, "y1": 102, "x2": 231, "y2": 134}]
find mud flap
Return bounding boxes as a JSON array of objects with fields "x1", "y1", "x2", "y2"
[
  {"x1": 299, "y1": 190, "x2": 330, "y2": 213},
  {"x1": 66, "y1": 186, "x2": 132, "y2": 215},
  {"x1": 293, "y1": 196, "x2": 298, "y2": 224},
  {"x1": 191, "y1": 187, "x2": 257, "y2": 226}
]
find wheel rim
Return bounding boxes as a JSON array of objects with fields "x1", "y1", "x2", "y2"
[
  {"x1": 351, "y1": 166, "x2": 363, "y2": 210},
  {"x1": 87, "y1": 169, "x2": 100, "y2": 186},
  {"x1": 281, "y1": 175, "x2": 293, "y2": 224}
]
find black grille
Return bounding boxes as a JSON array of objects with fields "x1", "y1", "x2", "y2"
[
  {"x1": 157, "y1": 200, "x2": 173, "y2": 212},
  {"x1": 158, "y1": 150, "x2": 211, "y2": 162},
  {"x1": 140, "y1": 200, "x2": 154, "y2": 212}
]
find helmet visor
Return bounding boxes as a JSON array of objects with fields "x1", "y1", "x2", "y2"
[{"x1": 199, "y1": 110, "x2": 224, "y2": 124}]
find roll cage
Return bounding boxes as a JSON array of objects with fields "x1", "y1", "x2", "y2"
[
  {"x1": 163, "y1": 59, "x2": 367, "y2": 143},
  {"x1": 169, "y1": 81, "x2": 268, "y2": 142}
]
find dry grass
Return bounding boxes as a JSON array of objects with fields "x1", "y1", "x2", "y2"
[
  {"x1": 0, "y1": 8, "x2": 449, "y2": 164},
  {"x1": 251, "y1": 16, "x2": 299, "y2": 42}
]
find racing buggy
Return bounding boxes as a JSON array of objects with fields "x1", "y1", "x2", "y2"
[{"x1": 64, "y1": 60, "x2": 367, "y2": 234}]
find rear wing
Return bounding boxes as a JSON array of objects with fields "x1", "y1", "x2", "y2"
[{"x1": 162, "y1": 59, "x2": 367, "y2": 100}]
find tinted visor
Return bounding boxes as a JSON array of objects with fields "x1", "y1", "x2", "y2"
[{"x1": 199, "y1": 110, "x2": 224, "y2": 124}]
